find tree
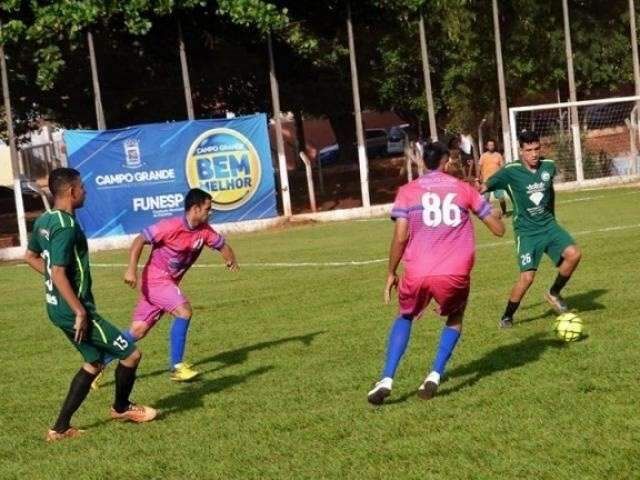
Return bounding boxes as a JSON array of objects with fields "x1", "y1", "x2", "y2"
[{"x1": 1, "y1": 0, "x2": 638, "y2": 151}]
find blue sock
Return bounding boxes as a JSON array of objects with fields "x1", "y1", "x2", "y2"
[
  {"x1": 103, "y1": 330, "x2": 138, "y2": 366},
  {"x1": 170, "y1": 317, "x2": 190, "y2": 369},
  {"x1": 431, "y1": 327, "x2": 461, "y2": 376},
  {"x1": 381, "y1": 315, "x2": 413, "y2": 379}
]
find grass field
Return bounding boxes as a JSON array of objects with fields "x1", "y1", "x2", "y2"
[{"x1": 1, "y1": 186, "x2": 639, "y2": 479}]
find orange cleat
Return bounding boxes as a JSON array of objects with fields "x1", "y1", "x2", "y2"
[
  {"x1": 110, "y1": 404, "x2": 157, "y2": 423},
  {"x1": 45, "y1": 427, "x2": 85, "y2": 443}
]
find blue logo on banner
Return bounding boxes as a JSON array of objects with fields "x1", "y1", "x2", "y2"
[
  {"x1": 65, "y1": 114, "x2": 277, "y2": 238},
  {"x1": 122, "y1": 139, "x2": 143, "y2": 169}
]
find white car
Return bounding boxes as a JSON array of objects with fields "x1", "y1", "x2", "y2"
[{"x1": 387, "y1": 124, "x2": 410, "y2": 155}]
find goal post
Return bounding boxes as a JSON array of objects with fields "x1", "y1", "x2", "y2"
[{"x1": 509, "y1": 95, "x2": 640, "y2": 186}]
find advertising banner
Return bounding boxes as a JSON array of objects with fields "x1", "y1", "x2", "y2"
[{"x1": 65, "y1": 114, "x2": 277, "y2": 238}]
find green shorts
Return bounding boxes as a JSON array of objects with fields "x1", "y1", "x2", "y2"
[
  {"x1": 48, "y1": 307, "x2": 136, "y2": 363},
  {"x1": 515, "y1": 225, "x2": 576, "y2": 272},
  {"x1": 484, "y1": 190, "x2": 506, "y2": 200}
]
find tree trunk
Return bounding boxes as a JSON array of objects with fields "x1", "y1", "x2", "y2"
[
  {"x1": 293, "y1": 109, "x2": 307, "y2": 154},
  {"x1": 328, "y1": 111, "x2": 357, "y2": 163}
]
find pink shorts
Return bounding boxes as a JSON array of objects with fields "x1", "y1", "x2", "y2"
[
  {"x1": 398, "y1": 275, "x2": 470, "y2": 318},
  {"x1": 132, "y1": 282, "x2": 189, "y2": 327}
]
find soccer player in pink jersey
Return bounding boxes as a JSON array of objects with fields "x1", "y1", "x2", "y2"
[
  {"x1": 367, "y1": 142, "x2": 505, "y2": 405},
  {"x1": 93, "y1": 189, "x2": 238, "y2": 387}
]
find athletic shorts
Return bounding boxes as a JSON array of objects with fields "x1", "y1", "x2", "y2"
[
  {"x1": 515, "y1": 224, "x2": 576, "y2": 272},
  {"x1": 132, "y1": 281, "x2": 188, "y2": 327},
  {"x1": 398, "y1": 275, "x2": 470, "y2": 318},
  {"x1": 48, "y1": 307, "x2": 136, "y2": 363},
  {"x1": 484, "y1": 190, "x2": 506, "y2": 200}
]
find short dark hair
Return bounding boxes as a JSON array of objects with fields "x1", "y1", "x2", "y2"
[
  {"x1": 49, "y1": 168, "x2": 80, "y2": 197},
  {"x1": 486, "y1": 138, "x2": 497, "y2": 146},
  {"x1": 184, "y1": 188, "x2": 212, "y2": 211},
  {"x1": 423, "y1": 141, "x2": 449, "y2": 170},
  {"x1": 518, "y1": 130, "x2": 540, "y2": 146}
]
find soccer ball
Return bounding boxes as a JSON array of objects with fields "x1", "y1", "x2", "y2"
[{"x1": 554, "y1": 313, "x2": 583, "y2": 342}]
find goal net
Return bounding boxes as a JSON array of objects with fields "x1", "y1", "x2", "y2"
[{"x1": 509, "y1": 96, "x2": 640, "y2": 185}]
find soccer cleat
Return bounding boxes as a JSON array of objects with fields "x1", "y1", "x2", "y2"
[
  {"x1": 544, "y1": 291, "x2": 568, "y2": 314},
  {"x1": 110, "y1": 404, "x2": 157, "y2": 423},
  {"x1": 367, "y1": 377, "x2": 393, "y2": 405},
  {"x1": 500, "y1": 315, "x2": 514, "y2": 329},
  {"x1": 45, "y1": 427, "x2": 85, "y2": 443},
  {"x1": 170, "y1": 362, "x2": 200, "y2": 382},
  {"x1": 417, "y1": 371, "x2": 440, "y2": 400}
]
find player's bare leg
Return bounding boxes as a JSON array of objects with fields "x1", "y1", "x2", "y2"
[
  {"x1": 47, "y1": 361, "x2": 102, "y2": 442},
  {"x1": 545, "y1": 245, "x2": 582, "y2": 314},
  {"x1": 169, "y1": 303, "x2": 199, "y2": 381},
  {"x1": 110, "y1": 348, "x2": 157, "y2": 422},
  {"x1": 500, "y1": 270, "x2": 536, "y2": 328},
  {"x1": 419, "y1": 309, "x2": 464, "y2": 400},
  {"x1": 129, "y1": 320, "x2": 152, "y2": 340}
]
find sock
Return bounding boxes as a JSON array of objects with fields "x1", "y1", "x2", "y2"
[
  {"x1": 169, "y1": 317, "x2": 190, "y2": 369},
  {"x1": 431, "y1": 327, "x2": 461, "y2": 376},
  {"x1": 52, "y1": 368, "x2": 97, "y2": 433},
  {"x1": 113, "y1": 363, "x2": 138, "y2": 413},
  {"x1": 103, "y1": 330, "x2": 138, "y2": 366},
  {"x1": 381, "y1": 315, "x2": 413, "y2": 379},
  {"x1": 503, "y1": 300, "x2": 520, "y2": 319},
  {"x1": 549, "y1": 274, "x2": 570, "y2": 296}
]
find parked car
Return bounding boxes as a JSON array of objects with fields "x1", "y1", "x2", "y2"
[
  {"x1": 317, "y1": 144, "x2": 340, "y2": 166},
  {"x1": 387, "y1": 124, "x2": 410, "y2": 155},
  {"x1": 365, "y1": 128, "x2": 388, "y2": 158}
]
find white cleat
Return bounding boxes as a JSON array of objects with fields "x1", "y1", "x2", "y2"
[
  {"x1": 367, "y1": 377, "x2": 393, "y2": 405},
  {"x1": 418, "y1": 371, "x2": 441, "y2": 400}
]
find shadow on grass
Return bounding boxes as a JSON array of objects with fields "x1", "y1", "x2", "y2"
[
  {"x1": 81, "y1": 366, "x2": 275, "y2": 429},
  {"x1": 154, "y1": 365, "x2": 275, "y2": 419},
  {"x1": 518, "y1": 289, "x2": 607, "y2": 324},
  {"x1": 437, "y1": 332, "x2": 566, "y2": 397},
  {"x1": 385, "y1": 332, "x2": 565, "y2": 405},
  {"x1": 193, "y1": 330, "x2": 325, "y2": 374},
  {"x1": 110, "y1": 330, "x2": 326, "y2": 384}
]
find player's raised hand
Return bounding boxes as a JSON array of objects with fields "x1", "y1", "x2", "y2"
[
  {"x1": 73, "y1": 307, "x2": 88, "y2": 343},
  {"x1": 123, "y1": 267, "x2": 137, "y2": 288},
  {"x1": 384, "y1": 273, "x2": 399, "y2": 304}
]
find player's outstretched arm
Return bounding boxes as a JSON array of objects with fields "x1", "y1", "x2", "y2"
[
  {"x1": 219, "y1": 244, "x2": 239, "y2": 272},
  {"x1": 384, "y1": 219, "x2": 409, "y2": 304},
  {"x1": 24, "y1": 249, "x2": 45, "y2": 275},
  {"x1": 124, "y1": 234, "x2": 148, "y2": 289},
  {"x1": 481, "y1": 210, "x2": 505, "y2": 237}
]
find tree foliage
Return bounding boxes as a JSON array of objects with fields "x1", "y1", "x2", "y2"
[{"x1": 0, "y1": 0, "x2": 638, "y2": 146}]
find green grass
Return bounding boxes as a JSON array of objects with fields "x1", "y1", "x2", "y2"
[{"x1": 1, "y1": 186, "x2": 640, "y2": 479}]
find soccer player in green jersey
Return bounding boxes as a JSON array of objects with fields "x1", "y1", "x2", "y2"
[
  {"x1": 24, "y1": 168, "x2": 157, "y2": 442},
  {"x1": 482, "y1": 130, "x2": 582, "y2": 328}
]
